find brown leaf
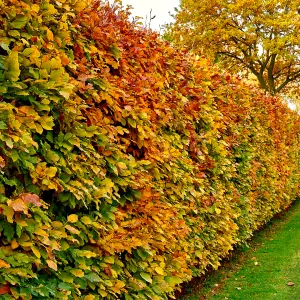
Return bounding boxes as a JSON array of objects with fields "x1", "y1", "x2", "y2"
[{"x1": 21, "y1": 193, "x2": 42, "y2": 207}]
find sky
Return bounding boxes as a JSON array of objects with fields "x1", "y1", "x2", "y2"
[{"x1": 112, "y1": 0, "x2": 181, "y2": 31}]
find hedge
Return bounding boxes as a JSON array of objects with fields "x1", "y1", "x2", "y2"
[{"x1": 0, "y1": 0, "x2": 299, "y2": 299}]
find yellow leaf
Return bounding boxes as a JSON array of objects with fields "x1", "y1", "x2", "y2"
[
  {"x1": 215, "y1": 208, "x2": 221, "y2": 214},
  {"x1": 114, "y1": 280, "x2": 125, "y2": 289},
  {"x1": 67, "y1": 214, "x2": 78, "y2": 223},
  {"x1": 31, "y1": 4, "x2": 40, "y2": 12},
  {"x1": 3, "y1": 206, "x2": 14, "y2": 223},
  {"x1": 98, "y1": 290, "x2": 107, "y2": 297},
  {"x1": 71, "y1": 269, "x2": 85, "y2": 277},
  {"x1": 155, "y1": 266, "x2": 165, "y2": 275},
  {"x1": 52, "y1": 221, "x2": 64, "y2": 228},
  {"x1": 34, "y1": 228, "x2": 47, "y2": 236},
  {"x1": 74, "y1": 0, "x2": 88, "y2": 11},
  {"x1": 47, "y1": 259, "x2": 57, "y2": 271},
  {"x1": 45, "y1": 166, "x2": 57, "y2": 178},
  {"x1": 104, "y1": 256, "x2": 114, "y2": 264},
  {"x1": 84, "y1": 295, "x2": 95, "y2": 300},
  {"x1": 117, "y1": 162, "x2": 127, "y2": 169},
  {"x1": 80, "y1": 216, "x2": 92, "y2": 225},
  {"x1": 79, "y1": 250, "x2": 97, "y2": 258},
  {"x1": 46, "y1": 28, "x2": 54, "y2": 41},
  {"x1": 31, "y1": 245, "x2": 41, "y2": 258}
]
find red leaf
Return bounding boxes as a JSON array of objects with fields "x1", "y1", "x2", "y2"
[{"x1": 0, "y1": 284, "x2": 10, "y2": 295}]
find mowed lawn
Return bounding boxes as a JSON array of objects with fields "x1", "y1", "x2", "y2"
[{"x1": 179, "y1": 199, "x2": 300, "y2": 300}]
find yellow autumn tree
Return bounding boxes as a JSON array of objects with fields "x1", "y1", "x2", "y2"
[{"x1": 169, "y1": 0, "x2": 300, "y2": 95}]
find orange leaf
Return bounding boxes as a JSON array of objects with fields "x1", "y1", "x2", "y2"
[
  {"x1": 0, "y1": 259, "x2": 10, "y2": 269},
  {"x1": 7, "y1": 199, "x2": 27, "y2": 212},
  {"x1": 46, "y1": 259, "x2": 57, "y2": 271},
  {"x1": 0, "y1": 156, "x2": 5, "y2": 168}
]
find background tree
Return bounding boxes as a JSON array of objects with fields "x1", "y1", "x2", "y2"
[{"x1": 169, "y1": 0, "x2": 300, "y2": 95}]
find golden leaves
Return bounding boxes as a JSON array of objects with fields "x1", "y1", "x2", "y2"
[
  {"x1": 0, "y1": 259, "x2": 10, "y2": 269},
  {"x1": 31, "y1": 245, "x2": 41, "y2": 258},
  {"x1": 171, "y1": 0, "x2": 300, "y2": 94},
  {"x1": 67, "y1": 214, "x2": 78, "y2": 223},
  {"x1": 71, "y1": 269, "x2": 85, "y2": 277}
]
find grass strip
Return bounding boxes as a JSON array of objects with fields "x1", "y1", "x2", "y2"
[{"x1": 179, "y1": 199, "x2": 300, "y2": 300}]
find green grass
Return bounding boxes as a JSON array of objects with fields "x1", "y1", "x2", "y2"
[{"x1": 179, "y1": 199, "x2": 300, "y2": 300}]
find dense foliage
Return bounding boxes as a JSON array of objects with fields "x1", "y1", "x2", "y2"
[
  {"x1": 0, "y1": 0, "x2": 299, "y2": 299},
  {"x1": 169, "y1": 0, "x2": 300, "y2": 95}
]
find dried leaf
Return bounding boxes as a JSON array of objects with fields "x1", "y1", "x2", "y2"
[{"x1": 21, "y1": 193, "x2": 42, "y2": 207}]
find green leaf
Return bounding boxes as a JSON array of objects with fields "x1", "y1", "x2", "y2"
[
  {"x1": 0, "y1": 37, "x2": 11, "y2": 52},
  {"x1": 85, "y1": 272, "x2": 101, "y2": 282},
  {"x1": 50, "y1": 68, "x2": 64, "y2": 81},
  {"x1": 127, "y1": 118, "x2": 136, "y2": 128},
  {"x1": 140, "y1": 272, "x2": 152, "y2": 283},
  {"x1": 165, "y1": 276, "x2": 182, "y2": 286},
  {"x1": 11, "y1": 15, "x2": 29, "y2": 29},
  {"x1": 3, "y1": 223, "x2": 15, "y2": 241},
  {"x1": 136, "y1": 248, "x2": 150, "y2": 260},
  {"x1": 58, "y1": 282, "x2": 73, "y2": 291},
  {"x1": 8, "y1": 30, "x2": 20, "y2": 37},
  {"x1": 0, "y1": 121, "x2": 7, "y2": 130}
]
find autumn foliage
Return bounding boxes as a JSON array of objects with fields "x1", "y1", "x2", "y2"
[
  {"x1": 0, "y1": 0, "x2": 299, "y2": 299},
  {"x1": 169, "y1": 0, "x2": 300, "y2": 95}
]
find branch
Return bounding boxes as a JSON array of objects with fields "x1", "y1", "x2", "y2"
[
  {"x1": 275, "y1": 77, "x2": 291, "y2": 93},
  {"x1": 267, "y1": 54, "x2": 277, "y2": 93},
  {"x1": 216, "y1": 51, "x2": 246, "y2": 66}
]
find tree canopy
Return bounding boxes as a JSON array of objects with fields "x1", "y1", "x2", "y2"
[{"x1": 170, "y1": 0, "x2": 300, "y2": 95}]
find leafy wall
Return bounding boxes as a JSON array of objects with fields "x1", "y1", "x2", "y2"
[{"x1": 0, "y1": 0, "x2": 299, "y2": 299}]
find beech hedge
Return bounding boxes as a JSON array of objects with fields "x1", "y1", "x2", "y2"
[{"x1": 0, "y1": 0, "x2": 299, "y2": 299}]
